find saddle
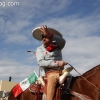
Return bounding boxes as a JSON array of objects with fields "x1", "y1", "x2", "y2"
[
  {"x1": 29, "y1": 68, "x2": 93, "y2": 100},
  {"x1": 29, "y1": 76, "x2": 93, "y2": 100},
  {"x1": 29, "y1": 67, "x2": 73, "y2": 100},
  {"x1": 29, "y1": 74, "x2": 71, "y2": 100}
]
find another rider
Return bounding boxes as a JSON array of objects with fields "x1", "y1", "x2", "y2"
[{"x1": 32, "y1": 25, "x2": 67, "y2": 100}]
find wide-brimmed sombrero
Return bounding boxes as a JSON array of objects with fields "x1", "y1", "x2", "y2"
[{"x1": 32, "y1": 27, "x2": 62, "y2": 41}]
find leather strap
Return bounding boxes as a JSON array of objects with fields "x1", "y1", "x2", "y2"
[
  {"x1": 69, "y1": 89, "x2": 93, "y2": 100},
  {"x1": 68, "y1": 63, "x2": 100, "y2": 91}
]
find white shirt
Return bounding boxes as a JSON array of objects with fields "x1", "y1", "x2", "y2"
[{"x1": 36, "y1": 34, "x2": 66, "y2": 75}]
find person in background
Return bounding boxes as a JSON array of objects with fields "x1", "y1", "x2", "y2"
[{"x1": 32, "y1": 25, "x2": 67, "y2": 100}]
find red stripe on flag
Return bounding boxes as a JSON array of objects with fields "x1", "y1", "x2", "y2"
[{"x1": 12, "y1": 83, "x2": 23, "y2": 97}]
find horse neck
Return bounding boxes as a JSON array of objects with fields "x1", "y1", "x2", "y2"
[{"x1": 81, "y1": 64, "x2": 100, "y2": 87}]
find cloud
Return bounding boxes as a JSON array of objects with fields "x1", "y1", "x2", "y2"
[
  {"x1": 62, "y1": 36, "x2": 100, "y2": 75},
  {"x1": 36, "y1": 13, "x2": 100, "y2": 38},
  {"x1": 0, "y1": 58, "x2": 38, "y2": 81},
  {"x1": 4, "y1": 33, "x2": 30, "y2": 44},
  {"x1": 0, "y1": 0, "x2": 100, "y2": 82},
  {"x1": 1, "y1": 0, "x2": 99, "y2": 45}
]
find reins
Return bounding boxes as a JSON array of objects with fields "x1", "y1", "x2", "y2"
[{"x1": 68, "y1": 63, "x2": 100, "y2": 91}]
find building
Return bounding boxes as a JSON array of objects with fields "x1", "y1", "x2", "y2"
[
  {"x1": 0, "y1": 80, "x2": 18, "y2": 99},
  {"x1": 0, "y1": 80, "x2": 18, "y2": 92}
]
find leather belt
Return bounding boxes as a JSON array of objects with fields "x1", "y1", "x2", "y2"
[{"x1": 46, "y1": 70, "x2": 62, "y2": 76}]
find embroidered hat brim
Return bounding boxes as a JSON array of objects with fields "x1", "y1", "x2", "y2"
[{"x1": 32, "y1": 27, "x2": 62, "y2": 41}]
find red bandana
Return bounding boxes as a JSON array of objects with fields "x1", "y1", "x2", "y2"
[{"x1": 45, "y1": 43, "x2": 57, "y2": 52}]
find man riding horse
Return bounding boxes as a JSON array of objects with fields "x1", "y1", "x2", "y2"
[
  {"x1": 8, "y1": 25, "x2": 98, "y2": 100},
  {"x1": 32, "y1": 25, "x2": 71, "y2": 100}
]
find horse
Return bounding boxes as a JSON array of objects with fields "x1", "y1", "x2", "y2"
[{"x1": 8, "y1": 64, "x2": 100, "y2": 100}]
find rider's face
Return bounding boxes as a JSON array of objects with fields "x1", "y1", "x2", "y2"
[{"x1": 42, "y1": 36, "x2": 51, "y2": 46}]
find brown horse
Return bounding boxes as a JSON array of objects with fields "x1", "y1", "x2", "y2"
[{"x1": 8, "y1": 64, "x2": 100, "y2": 100}]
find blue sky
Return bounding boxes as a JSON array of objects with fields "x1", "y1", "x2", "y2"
[{"x1": 0, "y1": 0, "x2": 100, "y2": 82}]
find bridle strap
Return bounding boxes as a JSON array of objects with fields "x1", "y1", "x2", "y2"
[{"x1": 68, "y1": 63, "x2": 100, "y2": 91}]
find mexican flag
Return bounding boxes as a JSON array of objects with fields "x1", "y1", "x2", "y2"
[{"x1": 12, "y1": 71, "x2": 38, "y2": 97}]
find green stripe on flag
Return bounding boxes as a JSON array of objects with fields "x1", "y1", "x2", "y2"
[{"x1": 27, "y1": 71, "x2": 38, "y2": 84}]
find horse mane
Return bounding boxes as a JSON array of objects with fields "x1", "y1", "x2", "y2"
[
  {"x1": 72, "y1": 64, "x2": 100, "y2": 80},
  {"x1": 69, "y1": 64, "x2": 100, "y2": 90},
  {"x1": 81, "y1": 64, "x2": 100, "y2": 77}
]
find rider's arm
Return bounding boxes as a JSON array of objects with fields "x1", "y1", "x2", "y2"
[{"x1": 52, "y1": 34, "x2": 66, "y2": 50}]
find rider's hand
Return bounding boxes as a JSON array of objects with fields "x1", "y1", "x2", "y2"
[
  {"x1": 58, "y1": 61, "x2": 67, "y2": 67},
  {"x1": 39, "y1": 25, "x2": 52, "y2": 38}
]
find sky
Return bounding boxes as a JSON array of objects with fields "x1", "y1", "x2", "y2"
[{"x1": 0, "y1": 0, "x2": 100, "y2": 82}]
